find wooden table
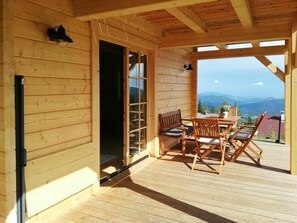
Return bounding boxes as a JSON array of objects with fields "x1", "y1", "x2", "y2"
[{"x1": 196, "y1": 114, "x2": 241, "y2": 140}]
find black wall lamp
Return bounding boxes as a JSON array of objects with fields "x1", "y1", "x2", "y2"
[
  {"x1": 47, "y1": 25, "x2": 73, "y2": 43},
  {"x1": 184, "y1": 64, "x2": 193, "y2": 70}
]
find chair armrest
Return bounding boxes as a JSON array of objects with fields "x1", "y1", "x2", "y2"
[
  {"x1": 181, "y1": 118, "x2": 192, "y2": 122},
  {"x1": 175, "y1": 126, "x2": 188, "y2": 131}
]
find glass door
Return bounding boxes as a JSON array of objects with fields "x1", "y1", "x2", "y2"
[{"x1": 128, "y1": 51, "x2": 148, "y2": 162}]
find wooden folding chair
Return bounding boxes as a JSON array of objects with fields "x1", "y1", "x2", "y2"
[
  {"x1": 228, "y1": 111, "x2": 266, "y2": 166},
  {"x1": 191, "y1": 118, "x2": 227, "y2": 174}
]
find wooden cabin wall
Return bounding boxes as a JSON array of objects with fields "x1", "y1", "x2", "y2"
[
  {"x1": 0, "y1": 0, "x2": 197, "y2": 221},
  {"x1": 0, "y1": 0, "x2": 16, "y2": 222},
  {"x1": 156, "y1": 48, "x2": 194, "y2": 149},
  {"x1": 13, "y1": 0, "x2": 99, "y2": 220}
]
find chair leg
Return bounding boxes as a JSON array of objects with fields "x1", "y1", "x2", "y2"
[
  {"x1": 159, "y1": 136, "x2": 165, "y2": 155},
  {"x1": 192, "y1": 153, "x2": 198, "y2": 170},
  {"x1": 181, "y1": 137, "x2": 186, "y2": 156}
]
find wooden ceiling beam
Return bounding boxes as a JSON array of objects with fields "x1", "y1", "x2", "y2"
[
  {"x1": 160, "y1": 25, "x2": 291, "y2": 48},
  {"x1": 230, "y1": 0, "x2": 254, "y2": 28},
  {"x1": 74, "y1": 0, "x2": 216, "y2": 21},
  {"x1": 166, "y1": 6, "x2": 208, "y2": 33},
  {"x1": 255, "y1": 56, "x2": 285, "y2": 82},
  {"x1": 191, "y1": 45, "x2": 287, "y2": 60}
]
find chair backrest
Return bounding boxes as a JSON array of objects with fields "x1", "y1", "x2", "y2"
[
  {"x1": 159, "y1": 109, "x2": 182, "y2": 132},
  {"x1": 229, "y1": 106, "x2": 238, "y2": 116},
  {"x1": 192, "y1": 118, "x2": 221, "y2": 139},
  {"x1": 245, "y1": 111, "x2": 267, "y2": 143}
]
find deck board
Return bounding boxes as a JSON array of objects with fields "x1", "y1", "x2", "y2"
[{"x1": 46, "y1": 141, "x2": 297, "y2": 223}]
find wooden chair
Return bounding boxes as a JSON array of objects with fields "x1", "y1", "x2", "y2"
[
  {"x1": 228, "y1": 111, "x2": 266, "y2": 166},
  {"x1": 228, "y1": 106, "x2": 238, "y2": 126},
  {"x1": 191, "y1": 118, "x2": 227, "y2": 174},
  {"x1": 228, "y1": 106, "x2": 238, "y2": 116},
  {"x1": 159, "y1": 109, "x2": 193, "y2": 156}
]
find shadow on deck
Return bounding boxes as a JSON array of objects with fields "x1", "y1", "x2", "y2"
[{"x1": 47, "y1": 141, "x2": 297, "y2": 223}]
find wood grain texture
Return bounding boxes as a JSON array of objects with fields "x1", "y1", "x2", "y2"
[
  {"x1": 25, "y1": 143, "x2": 97, "y2": 217},
  {"x1": 47, "y1": 141, "x2": 297, "y2": 223}
]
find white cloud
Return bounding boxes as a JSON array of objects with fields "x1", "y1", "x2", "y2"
[
  {"x1": 213, "y1": 80, "x2": 219, "y2": 84},
  {"x1": 253, "y1": 82, "x2": 264, "y2": 86}
]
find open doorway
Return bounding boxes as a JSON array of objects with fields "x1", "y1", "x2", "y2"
[{"x1": 99, "y1": 40, "x2": 124, "y2": 179}]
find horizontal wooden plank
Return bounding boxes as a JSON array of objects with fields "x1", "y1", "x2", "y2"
[
  {"x1": 75, "y1": 0, "x2": 215, "y2": 20},
  {"x1": 26, "y1": 143, "x2": 98, "y2": 217},
  {"x1": 157, "y1": 83, "x2": 190, "y2": 92},
  {"x1": 157, "y1": 75, "x2": 191, "y2": 85},
  {"x1": 25, "y1": 122, "x2": 91, "y2": 152},
  {"x1": 26, "y1": 143, "x2": 95, "y2": 178},
  {"x1": 14, "y1": 0, "x2": 90, "y2": 36},
  {"x1": 92, "y1": 20, "x2": 157, "y2": 50},
  {"x1": 191, "y1": 45, "x2": 288, "y2": 60},
  {"x1": 14, "y1": 37, "x2": 90, "y2": 65},
  {"x1": 24, "y1": 77, "x2": 91, "y2": 96},
  {"x1": 160, "y1": 25, "x2": 291, "y2": 48},
  {"x1": 14, "y1": 17, "x2": 91, "y2": 51},
  {"x1": 15, "y1": 57, "x2": 91, "y2": 80},
  {"x1": 102, "y1": 18, "x2": 159, "y2": 44},
  {"x1": 27, "y1": 136, "x2": 91, "y2": 160},
  {"x1": 24, "y1": 94, "x2": 91, "y2": 114},
  {"x1": 27, "y1": 0, "x2": 73, "y2": 16},
  {"x1": 25, "y1": 108, "x2": 91, "y2": 134}
]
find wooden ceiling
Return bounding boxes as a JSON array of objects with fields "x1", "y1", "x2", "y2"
[{"x1": 74, "y1": 0, "x2": 297, "y2": 49}]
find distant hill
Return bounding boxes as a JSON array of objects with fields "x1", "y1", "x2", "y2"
[{"x1": 199, "y1": 92, "x2": 284, "y2": 115}]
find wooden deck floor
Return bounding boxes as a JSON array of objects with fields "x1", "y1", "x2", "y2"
[{"x1": 47, "y1": 141, "x2": 297, "y2": 223}]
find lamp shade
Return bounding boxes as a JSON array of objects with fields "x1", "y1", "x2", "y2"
[
  {"x1": 184, "y1": 64, "x2": 193, "y2": 70},
  {"x1": 47, "y1": 25, "x2": 73, "y2": 43}
]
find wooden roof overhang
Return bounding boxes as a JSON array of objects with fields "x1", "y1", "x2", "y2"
[
  {"x1": 73, "y1": 0, "x2": 296, "y2": 81},
  {"x1": 73, "y1": 0, "x2": 297, "y2": 173},
  {"x1": 74, "y1": 0, "x2": 296, "y2": 49}
]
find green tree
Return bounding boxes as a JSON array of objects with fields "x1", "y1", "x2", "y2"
[
  {"x1": 198, "y1": 99, "x2": 203, "y2": 113},
  {"x1": 210, "y1": 106, "x2": 216, "y2": 113},
  {"x1": 203, "y1": 105, "x2": 209, "y2": 114}
]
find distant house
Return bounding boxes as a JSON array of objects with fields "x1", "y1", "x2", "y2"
[{"x1": 257, "y1": 114, "x2": 284, "y2": 139}]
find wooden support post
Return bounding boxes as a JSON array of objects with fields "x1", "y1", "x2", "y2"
[
  {"x1": 285, "y1": 40, "x2": 291, "y2": 145},
  {"x1": 290, "y1": 14, "x2": 297, "y2": 175}
]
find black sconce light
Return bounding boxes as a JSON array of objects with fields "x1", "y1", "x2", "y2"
[
  {"x1": 184, "y1": 64, "x2": 193, "y2": 70},
  {"x1": 47, "y1": 25, "x2": 73, "y2": 43}
]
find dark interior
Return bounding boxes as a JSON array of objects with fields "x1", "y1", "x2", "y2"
[{"x1": 99, "y1": 40, "x2": 124, "y2": 179}]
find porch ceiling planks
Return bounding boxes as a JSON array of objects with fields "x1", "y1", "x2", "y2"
[
  {"x1": 74, "y1": 0, "x2": 216, "y2": 21},
  {"x1": 166, "y1": 6, "x2": 208, "y2": 33}
]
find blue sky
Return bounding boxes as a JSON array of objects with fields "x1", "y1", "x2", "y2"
[{"x1": 198, "y1": 55, "x2": 285, "y2": 99}]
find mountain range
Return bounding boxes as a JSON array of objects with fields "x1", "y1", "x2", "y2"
[{"x1": 199, "y1": 92, "x2": 284, "y2": 116}]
